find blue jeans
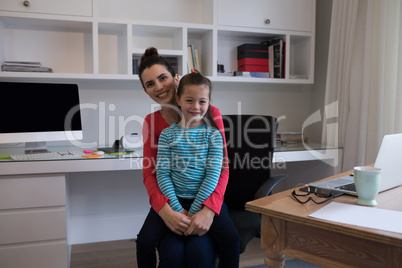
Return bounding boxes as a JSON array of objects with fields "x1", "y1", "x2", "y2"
[{"x1": 136, "y1": 200, "x2": 239, "y2": 268}]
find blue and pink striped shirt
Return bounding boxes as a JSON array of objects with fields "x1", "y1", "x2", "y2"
[{"x1": 156, "y1": 122, "x2": 223, "y2": 215}]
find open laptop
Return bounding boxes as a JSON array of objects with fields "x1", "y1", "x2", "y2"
[{"x1": 308, "y1": 133, "x2": 402, "y2": 196}]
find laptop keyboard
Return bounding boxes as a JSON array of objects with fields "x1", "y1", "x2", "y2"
[{"x1": 336, "y1": 183, "x2": 356, "y2": 192}]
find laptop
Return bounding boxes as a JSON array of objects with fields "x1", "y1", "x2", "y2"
[{"x1": 308, "y1": 133, "x2": 402, "y2": 196}]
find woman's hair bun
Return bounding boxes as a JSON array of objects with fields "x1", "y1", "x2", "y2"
[{"x1": 140, "y1": 47, "x2": 159, "y2": 63}]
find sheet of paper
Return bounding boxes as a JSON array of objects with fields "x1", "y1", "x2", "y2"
[{"x1": 309, "y1": 202, "x2": 402, "y2": 234}]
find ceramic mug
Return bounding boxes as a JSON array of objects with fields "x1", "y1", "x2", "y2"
[{"x1": 354, "y1": 166, "x2": 382, "y2": 206}]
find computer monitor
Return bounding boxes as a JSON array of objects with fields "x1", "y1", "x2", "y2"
[{"x1": 0, "y1": 81, "x2": 83, "y2": 153}]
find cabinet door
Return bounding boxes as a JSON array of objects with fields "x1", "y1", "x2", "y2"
[
  {"x1": 0, "y1": 175, "x2": 66, "y2": 209},
  {"x1": 0, "y1": 242, "x2": 68, "y2": 268},
  {"x1": 1, "y1": 0, "x2": 92, "y2": 17},
  {"x1": 218, "y1": 0, "x2": 314, "y2": 32},
  {"x1": 0, "y1": 209, "x2": 67, "y2": 244}
]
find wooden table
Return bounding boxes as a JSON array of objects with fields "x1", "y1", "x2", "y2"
[{"x1": 245, "y1": 171, "x2": 402, "y2": 268}]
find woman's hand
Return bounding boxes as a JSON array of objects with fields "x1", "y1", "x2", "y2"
[
  {"x1": 184, "y1": 206, "x2": 215, "y2": 236},
  {"x1": 158, "y1": 203, "x2": 191, "y2": 235}
]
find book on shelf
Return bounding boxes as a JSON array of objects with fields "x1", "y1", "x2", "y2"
[
  {"x1": 262, "y1": 38, "x2": 285, "y2": 79},
  {"x1": 1, "y1": 61, "x2": 53, "y2": 73},
  {"x1": 268, "y1": 45, "x2": 274, "y2": 78},
  {"x1": 187, "y1": 46, "x2": 194, "y2": 73},
  {"x1": 190, "y1": 44, "x2": 197, "y2": 70},
  {"x1": 194, "y1": 49, "x2": 201, "y2": 73},
  {"x1": 276, "y1": 131, "x2": 308, "y2": 143},
  {"x1": 233, "y1": 71, "x2": 270, "y2": 78},
  {"x1": 132, "y1": 56, "x2": 140, "y2": 74},
  {"x1": 282, "y1": 41, "x2": 286, "y2": 78},
  {"x1": 2, "y1": 61, "x2": 42, "y2": 67}
]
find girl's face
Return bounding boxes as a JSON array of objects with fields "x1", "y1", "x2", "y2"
[
  {"x1": 176, "y1": 84, "x2": 210, "y2": 128},
  {"x1": 141, "y1": 64, "x2": 179, "y2": 105}
]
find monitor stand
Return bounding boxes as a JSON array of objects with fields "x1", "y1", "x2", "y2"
[{"x1": 25, "y1": 142, "x2": 49, "y2": 154}]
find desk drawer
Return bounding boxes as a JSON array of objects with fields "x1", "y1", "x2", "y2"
[
  {"x1": 1, "y1": 0, "x2": 92, "y2": 17},
  {"x1": 0, "y1": 208, "x2": 67, "y2": 244},
  {"x1": 0, "y1": 174, "x2": 66, "y2": 210},
  {"x1": 0, "y1": 241, "x2": 68, "y2": 268}
]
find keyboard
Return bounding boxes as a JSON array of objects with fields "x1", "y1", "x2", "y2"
[
  {"x1": 336, "y1": 183, "x2": 356, "y2": 192},
  {"x1": 10, "y1": 151, "x2": 85, "y2": 161}
]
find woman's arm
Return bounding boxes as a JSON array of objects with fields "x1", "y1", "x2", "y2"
[
  {"x1": 142, "y1": 114, "x2": 191, "y2": 235},
  {"x1": 142, "y1": 114, "x2": 169, "y2": 213}
]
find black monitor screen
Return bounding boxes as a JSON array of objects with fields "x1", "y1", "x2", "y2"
[{"x1": 0, "y1": 82, "x2": 82, "y2": 135}]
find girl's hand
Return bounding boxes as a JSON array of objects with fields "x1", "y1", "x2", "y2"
[
  {"x1": 159, "y1": 204, "x2": 191, "y2": 235},
  {"x1": 181, "y1": 209, "x2": 189, "y2": 216},
  {"x1": 184, "y1": 206, "x2": 215, "y2": 236}
]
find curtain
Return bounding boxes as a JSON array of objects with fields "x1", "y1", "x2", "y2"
[{"x1": 323, "y1": 0, "x2": 402, "y2": 171}]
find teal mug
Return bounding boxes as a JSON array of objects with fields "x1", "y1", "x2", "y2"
[{"x1": 354, "y1": 166, "x2": 382, "y2": 206}]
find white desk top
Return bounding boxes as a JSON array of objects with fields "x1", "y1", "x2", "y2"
[
  {"x1": 0, "y1": 146, "x2": 143, "y2": 175},
  {"x1": 0, "y1": 144, "x2": 341, "y2": 176}
]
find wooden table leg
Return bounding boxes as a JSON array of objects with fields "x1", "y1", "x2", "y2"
[{"x1": 261, "y1": 215, "x2": 286, "y2": 268}]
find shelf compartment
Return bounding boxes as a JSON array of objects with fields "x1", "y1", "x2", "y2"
[
  {"x1": 0, "y1": 16, "x2": 93, "y2": 74},
  {"x1": 98, "y1": 23, "x2": 129, "y2": 75},
  {"x1": 289, "y1": 35, "x2": 312, "y2": 80},
  {"x1": 132, "y1": 51, "x2": 183, "y2": 77},
  {"x1": 217, "y1": 30, "x2": 284, "y2": 77},
  {"x1": 187, "y1": 28, "x2": 213, "y2": 76},
  {"x1": 132, "y1": 24, "x2": 183, "y2": 52}
]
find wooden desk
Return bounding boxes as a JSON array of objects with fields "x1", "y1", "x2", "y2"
[{"x1": 245, "y1": 171, "x2": 402, "y2": 268}]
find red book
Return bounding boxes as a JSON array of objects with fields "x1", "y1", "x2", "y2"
[
  {"x1": 238, "y1": 58, "x2": 268, "y2": 66},
  {"x1": 238, "y1": 65, "x2": 268, "y2": 72}
]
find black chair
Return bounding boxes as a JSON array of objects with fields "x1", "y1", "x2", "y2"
[{"x1": 222, "y1": 114, "x2": 288, "y2": 254}]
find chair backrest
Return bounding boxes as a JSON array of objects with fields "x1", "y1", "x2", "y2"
[{"x1": 222, "y1": 114, "x2": 277, "y2": 210}]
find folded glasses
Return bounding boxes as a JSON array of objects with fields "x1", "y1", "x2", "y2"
[{"x1": 292, "y1": 183, "x2": 343, "y2": 204}]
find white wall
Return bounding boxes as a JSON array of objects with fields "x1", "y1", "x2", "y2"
[
  {"x1": 75, "y1": 81, "x2": 315, "y2": 148},
  {"x1": 310, "y1": 0, "x2": 333, "y2": 143}
]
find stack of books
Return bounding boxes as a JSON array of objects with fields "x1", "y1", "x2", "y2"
[
  {"x1": 1, "y1": 61, "x2": 53, "y2": 72},
  {"x1": 237, "y1": 43, "x2": 269, "y2": 73},
  {"x1": 236, "y1": 39, "x2": 286, "y2": 79}
]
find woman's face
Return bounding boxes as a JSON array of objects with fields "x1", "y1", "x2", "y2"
[{"x1": 141, "y1": 64, "x2": 179, "y2": 105}]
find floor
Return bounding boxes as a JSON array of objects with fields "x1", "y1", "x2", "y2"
[{"x1": 70, "y1": 237, "x2": 265, "y2": 268}]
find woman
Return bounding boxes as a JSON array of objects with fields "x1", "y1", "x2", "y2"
[{"x1": 136, "y1": 47, "x2": 234, "y2": 267}]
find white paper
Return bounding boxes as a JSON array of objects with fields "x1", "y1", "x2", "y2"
[{"x1": 309, "y1": 202, "x2": 402, "y2": 234}]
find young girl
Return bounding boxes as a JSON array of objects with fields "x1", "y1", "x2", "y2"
[{"x1": 156, "y1": 71, "x2": 240, "y2": 267}]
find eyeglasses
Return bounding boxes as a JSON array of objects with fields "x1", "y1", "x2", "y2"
[{"x1": 291, "y1": 183, "x2": 343, "y2": 204}]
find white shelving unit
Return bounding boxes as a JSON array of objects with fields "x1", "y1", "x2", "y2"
[{"x1": 0, "y1": 0, "x2": 315, "y2": 84}]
